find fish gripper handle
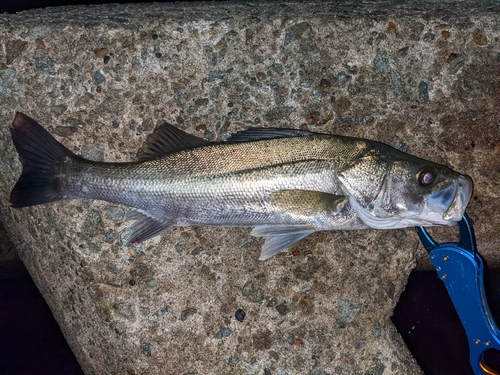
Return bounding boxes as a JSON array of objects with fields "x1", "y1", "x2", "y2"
[{"x1": 416, "y1": 215, "x2": 500, "y2": 375}]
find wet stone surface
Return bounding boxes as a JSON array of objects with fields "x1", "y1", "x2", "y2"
[{"x1": 1, "y1": 1, "x2": 499, "y2": 374}]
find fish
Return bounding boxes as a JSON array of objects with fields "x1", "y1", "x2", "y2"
[{"x1": 9, "y1": 112, "x2": 472, "y2": 260}]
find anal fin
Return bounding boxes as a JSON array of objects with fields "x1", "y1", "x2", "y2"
[
  {"x1": 251, "y1": 225, "x2": 315, "y2": 260},
  {"x1": 126, "y1": 210, "x2": 175, "y2": 244}
]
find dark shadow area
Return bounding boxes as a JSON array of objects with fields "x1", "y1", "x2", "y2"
[
  {"x1": 392, "y1": 271, "x2": 473, "y2": 375},
  {"x1": 0, "y1": 227, "x2": 84, "y2": 375},
  {"x1": 393, "y1": 269, "x2": 500, "y2": 375},
  {"x1": 1, "y1": 0, "x2": 202, "y2": 14},
  {"x1": 1, "y1": 0, "x2": 149, "y2": 14}
]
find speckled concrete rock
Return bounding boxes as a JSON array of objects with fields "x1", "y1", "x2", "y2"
[{"x1": 0, "y1": 2, "x2": 499, "y2": 374}]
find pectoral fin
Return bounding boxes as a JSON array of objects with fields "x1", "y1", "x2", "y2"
[
  {"x1": 251, "y1": 225, "x2": 315, "y2": 260},
  {"x1": 251, "y1": 191, "x2": 346, "y2": 260},
  {"x1": 271, "y1": 190, "x2": 347, "y2": 216},
  {"x1": 126, "y1": 210, "x2": 175, "y2": 243}
]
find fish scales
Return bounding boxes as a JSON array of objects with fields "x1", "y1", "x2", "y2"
[{"x1": 58, "y1": 137, "x2": 367, "y2": 227}]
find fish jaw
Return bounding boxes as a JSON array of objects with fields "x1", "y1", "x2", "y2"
[{"x1": 430, "y1": 175, "x2": 473, "y2": 223}]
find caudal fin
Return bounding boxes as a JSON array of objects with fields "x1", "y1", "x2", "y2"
[{"x1": 10, "y1": 112, "x2": 76, "y2": 208}]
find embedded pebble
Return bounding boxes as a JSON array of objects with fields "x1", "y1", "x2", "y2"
[
  {"x1": 180, "y1": 308, "x2": 197, "y2": 321},
  {"x1": 215, "y1": 326, "x2": 233, "y2": 339},
  {"x1": 337, "y1": 297, "x2": 360, "y2": 323},
  {"x1": 235, "y1": 308, "x2": 246, "y2": 322},
  {"x1": 275, "y1": 303, "x2": 290, "y2": 316}
]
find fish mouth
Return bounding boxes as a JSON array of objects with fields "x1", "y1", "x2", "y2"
[
  {"x1": 443, "y1": 175, "x2": 473, "y2": 221},
  {"x1": 428, "y1": 175, "x2": 473, "y2": 223}
]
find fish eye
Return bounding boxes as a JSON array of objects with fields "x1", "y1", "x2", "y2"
[{"x1": 417, "y1": 167, "x2": 437, "y2": 186}]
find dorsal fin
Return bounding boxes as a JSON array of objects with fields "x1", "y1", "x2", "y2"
[
  {"x1": 227, "y1": 127, "x2": 315, "y2": 143},
  {"x1": 137, "y1": 123, "x2": 209, "y2": 161}
]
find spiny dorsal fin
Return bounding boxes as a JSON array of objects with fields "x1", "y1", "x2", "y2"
[
  {"x1": 137, "y1": 123, "x2": 209, "y2": 161},
  {"x1": 227, "y1": 127, "x2": 315, "y2": 143}
]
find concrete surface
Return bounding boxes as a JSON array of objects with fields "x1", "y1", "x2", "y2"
[{"x1": 0, "y1": 1, "x2": 499, "y2": 374}]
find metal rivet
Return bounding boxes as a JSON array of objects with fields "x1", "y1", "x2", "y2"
[
  {"x1": 436, "y1": 266, "x2": 442, "y2": 271},
  {"x1": 474, "y1": 339, "x2": 481, "y2": 345},
  {"x1": 485, "y1": 341, "x2": 491, "y2": 346},
  {"x1": 443, "y1": 255, "x2": 449, "y2": 261},
  {"x1": 441, "y1": 274, "x2": 448, "y2": 280}
]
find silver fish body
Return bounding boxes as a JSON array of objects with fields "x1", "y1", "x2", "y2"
[{"x1": 10, "y1": 112, "x2": 472, "y2": 259}]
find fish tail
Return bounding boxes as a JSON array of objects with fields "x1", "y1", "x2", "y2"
[{"x1": 9, "y1": 112, "x2": 77, "y2": 208}]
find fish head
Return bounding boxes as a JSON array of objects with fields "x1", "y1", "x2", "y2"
[{"x1": 338, "y1": 146, "x2": 473, "y2": 229}]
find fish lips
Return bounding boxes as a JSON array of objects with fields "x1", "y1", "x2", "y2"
[
  {"x1": 428, "y1": 175, "x2": 473, "y2": 223},
  {"x1": 443, "y1": 175, "x2": 473, "y2": 221}
]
